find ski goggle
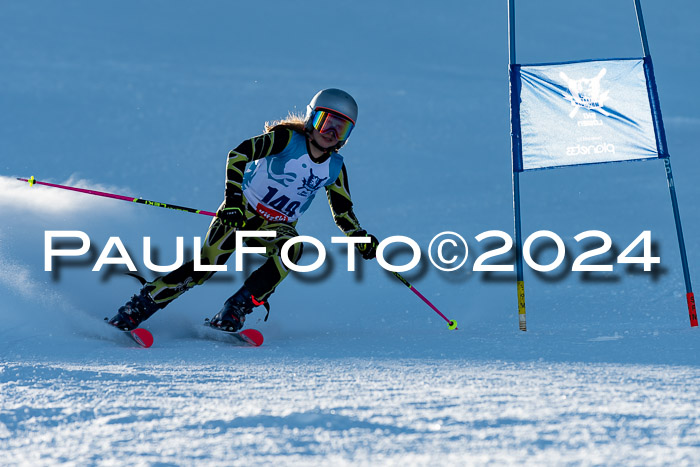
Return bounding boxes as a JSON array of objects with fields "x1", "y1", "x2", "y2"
[{"x1": 311, "y1": 108, "x2": 355, "y2": 141}]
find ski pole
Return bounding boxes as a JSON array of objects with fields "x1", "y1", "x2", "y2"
[
  {"x1": 21, "y1": 176, "x2": 460, "y2": 329},
  {"x1": 17, "y1": 176, "x2": 217, "y2": 217},
  {"x1": 391, "y1": 271, "x2": 458, "y2": 330}
]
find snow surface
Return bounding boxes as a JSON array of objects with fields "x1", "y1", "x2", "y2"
[{"x1": 1, "y1": 0, "x2": 699, "y2": 465}]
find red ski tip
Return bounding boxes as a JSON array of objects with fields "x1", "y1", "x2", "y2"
[
  {"x1": 239, "y1": 329, "x2": 264, "y2": 347},
  {"x1": 130, "y1": 328, "x2": 154, "y2": 348}
]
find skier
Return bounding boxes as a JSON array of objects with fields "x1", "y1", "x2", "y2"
[{"x1": 108, "y1": 89, "x2": 379, "y2": 333}]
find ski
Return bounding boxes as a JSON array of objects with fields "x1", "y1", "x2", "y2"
[
  {"x1": 105, "y1": 319, "x2": 154, "y2": 348},
  {"x1": 127, "y1": 328, "x2": 154, "y2": 348},
  {"x1": 202, "y1": 319, "x2": 264, "y2": 347}
]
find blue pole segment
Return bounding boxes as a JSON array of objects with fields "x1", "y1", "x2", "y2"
[
  {"x1": 633, "y1": 0, "x2": 651, "y2": 57},
  {"x1": 508, "y1": 0, "x2": 516, "y2": 63},
  {"x1": 509, "y1": 0, "x2": 526, "y2": 330},
  {"x1": 509, "y1": 65, "x2": 523, "y2": 172},
  {"x1": 663, "y1": 159, "x2": 693, "y2": 294},
  {"x1": 634, "y1": 0, "x2": 695, "y2": 325},
  {"x1": 513, "y1": 172, "x2": 525, "y2": 286},
  {"x1": 643, "y1": 57, "x2": 669, "y2": 158}
]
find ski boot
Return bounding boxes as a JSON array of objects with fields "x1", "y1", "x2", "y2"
[
  {"x1": 208, "y1": 286, "x2": 267, "y2": 332},
  {"x1": 108, "y1": 288, "x2": 160, "y2": 331}
]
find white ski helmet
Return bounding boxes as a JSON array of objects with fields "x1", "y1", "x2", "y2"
[{"x1": 305, "y1": 88, "x2": 358, "y2": 147}]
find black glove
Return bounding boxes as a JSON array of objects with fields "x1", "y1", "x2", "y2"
[
  {"x1": 217, "y1": 206, "x2": 246, "y2": 229},
  {"x1": 353, "y1": 231, "x2": 379, "y2": 260}
]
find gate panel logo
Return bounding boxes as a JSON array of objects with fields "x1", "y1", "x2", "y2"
[{"x1": 560, "y1": 68, "x2": 610, "y2": 118}]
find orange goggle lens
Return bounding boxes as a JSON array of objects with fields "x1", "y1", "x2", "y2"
[{"x1": 311, "y1": 109, "x2": 354, "y2": 141}]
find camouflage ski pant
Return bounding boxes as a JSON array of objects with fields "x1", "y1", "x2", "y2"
[{"x1": 144, "y1": 206, "x2": 303, "y2": 307}]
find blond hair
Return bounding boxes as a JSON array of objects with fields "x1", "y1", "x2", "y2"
[{"x1": 264, "y1": 112, "x2": 307, "y2": 134}]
